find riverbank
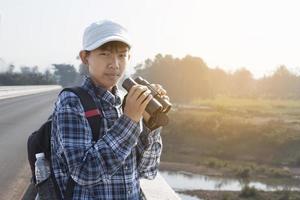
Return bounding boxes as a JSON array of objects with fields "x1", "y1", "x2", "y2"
[
  {"x1": 160, "y1": 161, "x2": 300, "y2": 182},
  {"x1": 160, "y1": 161, "x2": 300, "y2": 200}
]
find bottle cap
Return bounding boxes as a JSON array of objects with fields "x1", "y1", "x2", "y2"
[{"x1": 35, "y1": 153, "x2": 45, "y2": 159}]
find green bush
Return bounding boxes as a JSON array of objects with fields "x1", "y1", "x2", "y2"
[
  {"x1": 279, "y1": 190, "x2": 291, "y2": 200},
  {"x1": 206, "y1": 158, "x2": 228, "y2": 168},
  {"x1": 236, "y1": 167, "x2": 251, "y2": 179},
  {"x1": 239, "y1": 185, "x2": 258, "y2": 198},
  {"x1": 222, "y1": 193, "x2": 234, "y2": 200}
]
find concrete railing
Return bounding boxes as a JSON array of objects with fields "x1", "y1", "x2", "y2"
[
  {"x1": 0, "y1": 85, "x2": 61, "y2": 100},
  {"x1": 140, "y1": 172, "x2": 181, "y2": 200},
  {"x1": 22, "y1": 173, "x2": 181, "y2": 200}
]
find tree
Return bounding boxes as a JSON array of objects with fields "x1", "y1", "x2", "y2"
[
  {"x1": 44, "y1": 69, "x2": 57, "y2": 84},
  {"x1": 52, "y1": 64, "x2": 79, "y2": 87},
  {"x1": 230, "y1": 68, "x2": 254, "y2": 97},
  {"x1": 0, "y1": 65, "x2": 57, "y2": 85},
  {"x1": 20, "y1": 66, "x2": 32, "y2": 74},
  {"x1": 133, "y1": 54, "x2": 300, "y2": 102},
  {"x1": 78, "y1": 63, "x2": 89, "y2": 76},
  {"x1": 133, "y1": 54, "x2": 210, "y2": 103},
  {"x1": 7, "y1": 64, "x2": 15, "y2": 74},
  {"x1": 270, "y1": 65, "x2": 299, "y2": 98}
]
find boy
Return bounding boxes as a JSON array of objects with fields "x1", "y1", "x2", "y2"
[{"x1": 50, "y1": 20, "x2": 168, "y2": 199}]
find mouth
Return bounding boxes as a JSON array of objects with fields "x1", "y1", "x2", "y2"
[{"x1": 105, "y1": 73, "x2": 120, "y2": 78}]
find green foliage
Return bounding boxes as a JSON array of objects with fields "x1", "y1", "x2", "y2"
[
  {"x1": 222, "y1": 193, "x2": 234, "y2": 200},
  {"x1": 239, "y1": 186, "x2": 258, "y2": 198},
  {"x1": 53, "y1": 64, "x2": 81, "y2": 87},
  {"x1": 278, "y1": 190, "x2": 291, "y2": 200},
  {"x1": 236, "y1": 167, "x2": 251, "y2": 179},
  {"x1": 0, "y1": 65, "x2": 57, "y2": 85},
  {"x1": 205, "y1": 158, "x2": 228, "y2": 169},
  {"x1": 193, "y1": 96, "x2": 300, "y2": 115},
  {"x1": 295, "y1": 156, "x2": 300, "y2": 166},
  {"x1": 134, "y1": 54, "x2": 211, "y2": 102},
  {"x1": 0, "y1": 63, "x2": 86, "y2": 86}
]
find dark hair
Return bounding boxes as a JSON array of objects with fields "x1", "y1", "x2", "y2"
[
  {"x1": 85, "y1": 41, "x2": 130, "y2": 55},
  {"x1": 99, "y1": 41, "x2": 130, "y2": 50}
]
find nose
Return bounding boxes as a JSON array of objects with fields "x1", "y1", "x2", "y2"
[{"x1": 108, "y1": 53, "x2": 119, "y2": 69}]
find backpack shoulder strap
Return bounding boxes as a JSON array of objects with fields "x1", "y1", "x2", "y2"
[
  {"x1": 60, "y1": 86, "x2": 102, "y2": 141},
  {"x1": 59, "y1": 86, "x2": 103, "y2": 200}
]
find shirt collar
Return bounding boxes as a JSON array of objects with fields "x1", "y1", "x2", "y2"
[{"x1": 81, "y1": 75, "x2": 122, "y2": 106}]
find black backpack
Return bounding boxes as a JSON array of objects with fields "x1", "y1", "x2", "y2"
[{"x1": 26, "y1": 87, "x2": 103, "y2": 200}]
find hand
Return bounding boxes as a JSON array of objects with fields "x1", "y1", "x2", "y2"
[
  {"x1": 123, "y1": 85, "x2": 153, "y2": 122},
  {"x1": 150, "y1": 83, "x2": 170, "y2": 101},
  {"x1": 142, "y1": 110, "x2": 151, "y2": 122},
  {"x1": 142, "y1": 84, "x2": 170, "y2": 119}
]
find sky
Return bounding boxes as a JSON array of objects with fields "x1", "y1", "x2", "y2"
[{"x1": 0, "y1": 0, "x2": 299, "y2": 78}]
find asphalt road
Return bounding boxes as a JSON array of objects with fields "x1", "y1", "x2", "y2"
[{"x1": 0, "y1": 90, "x2": 60, "y2": 200}]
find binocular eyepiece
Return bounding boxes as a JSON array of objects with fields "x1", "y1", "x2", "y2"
[{"x1": 122, "y1": 76, "x2": 172, "y2": 129}]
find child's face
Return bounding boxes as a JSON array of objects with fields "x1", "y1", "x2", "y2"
[{"x1": 81, "y1": 42, "x2": 130, "y2": 91}]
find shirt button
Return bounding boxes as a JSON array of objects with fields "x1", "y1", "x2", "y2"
[
  {"x1": 124, "y1": 166, "x2": 128, "y2": 170},
  {"x1": 128, "y1": 190, "x2": 131, "y2": 194}
]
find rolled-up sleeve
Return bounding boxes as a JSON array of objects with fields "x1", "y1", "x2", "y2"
[
  {"x1": 136, "y1": 122, "x2": 163, "y2": 179},
  {"x1": 53, "y1": 92, "x2": 140, "y2": 186}
]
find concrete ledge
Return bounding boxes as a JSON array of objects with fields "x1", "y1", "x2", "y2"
[
  {"x1": 140, "y1": 172, "x2": 181, "y2": 200},
  {"x1": 23, "y1": 173, "x2": 181, "y2": 200},
  {"x1": 0, "y1": 85, "x2": 61, "y2": 100}
]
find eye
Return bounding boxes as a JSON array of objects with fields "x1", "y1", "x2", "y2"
[
  {"x1": 119, "y1": 53, "x2": 127, "y2": 58},
  {"x1": 99, "y1": 51, "x2": 111, "y2": 56}
]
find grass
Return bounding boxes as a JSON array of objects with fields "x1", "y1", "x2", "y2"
[
  {"x1": 193, "y1": 96, "x2": 300, "y2": 110},
  {"x1": 192, "y1": 96, "x2": 300, "y2": 117},
  {"x1": 239, "y1": 186, "x2": 258, "y2": 198}
]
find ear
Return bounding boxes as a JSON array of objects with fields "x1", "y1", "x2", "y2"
[{"x1": 79, "y1": 50, "x2": 89, "y2": 65}]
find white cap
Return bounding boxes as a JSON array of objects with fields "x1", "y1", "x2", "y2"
[
  {"x1": 35, "y1": 153, "x2": 45, "y2": 159},
  {"x1": 82, "y1": 20, "x2": 131, "y2": 51}
]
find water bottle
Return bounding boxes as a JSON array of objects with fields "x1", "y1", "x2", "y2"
[{"x1": 35, "y1": 153, "x2": 58, "y2": 200}]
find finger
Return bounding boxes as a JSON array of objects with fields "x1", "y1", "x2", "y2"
[
  {"x1": 140, "y1": 94, "x2": 153, "y2": 111},
  {"x1": 127, "y1": 85, "x2": 139, "y2": 98},
  {"x1": 151, "y1": 83, "x2": 162, "y2": 88},
  {"x1": 162, "y1": 95, "x2": 170, "y2": 101},
  {"x1": 151, "y1": 84, "x2": 166, "y2": 95},
  {"x1": 150, "y1": 84, "x2": 161, "y2": 92},
  {"x1": 158, "y1": 88, "x2": 167, "y2": 96},
  {"x1": 137, "y1": 90, "x2": 151, "y2": 104},
  {"x1": 128, "y1": 85, "x2": 143, "y2": 98},
  {"x1": 137, "y1": 88, "x2": 151, "y2": 100},
  {"x1": 132, "y1": 85, "x2": 148, "y2": 100}
]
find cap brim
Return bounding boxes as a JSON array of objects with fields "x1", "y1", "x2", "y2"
[{"x1": 84, "y1": 35, "x2": 131, "y2": 51}]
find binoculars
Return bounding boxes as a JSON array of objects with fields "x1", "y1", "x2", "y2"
[{"x1": 122, "y1": 76, "x2": 172, "y2": 130}]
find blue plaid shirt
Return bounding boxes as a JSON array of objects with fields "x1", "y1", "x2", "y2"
[{"x1": 50, "y1": 76, "x2": 162, "y2": 200}]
